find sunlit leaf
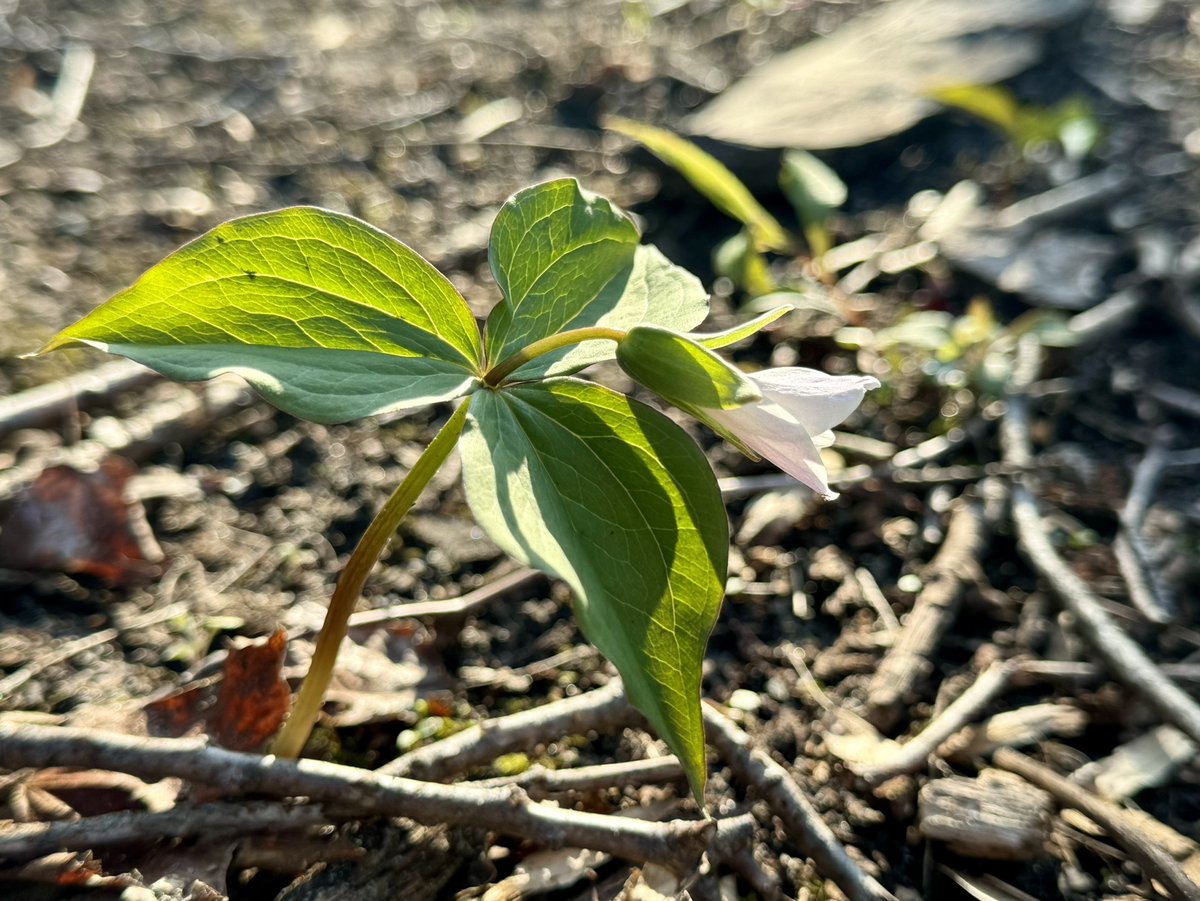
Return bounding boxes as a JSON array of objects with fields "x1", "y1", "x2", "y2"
[
  {"x1": 484, "y1": 178, "x2": 709, "y2": 379},
  {"x1": 38, "y1": 207, "x2": 484, "y2": 422},
  {"x1": 688, "y1": 305, "x2": 794, "y2": 349},
  {"x1": 461, "y1": 379, "x2": 727, "y2": 798}
]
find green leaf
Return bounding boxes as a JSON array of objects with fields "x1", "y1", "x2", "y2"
[
  {"x1": 39, "y1": 207, "x2": 483, "y2": 423},
  {"x1": 779, "y1": 149, "x2": 847, "y2": 225},
  {"x1": 618, "y1": 325, "x2": 760, "y2": 410},
  {"x1": 484, "y1": 179, "x2": 709, "y2": 379},
  {"x1": 461, "y1": 379, "x2": 727, "y2": 798},
  {"x1": 606, "y1": 117, "x2": 794, "y2": 253},
  {"x1": 689, "y1": 305, "x2": 794, "y2": 349},
  {"x1": 713, "y1": 230, "x2": 777, "y2": 297}
]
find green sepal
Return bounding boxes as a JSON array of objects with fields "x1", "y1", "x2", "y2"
[{"x1": 617, "y1": 325, "x2": 760, "y2": 410}]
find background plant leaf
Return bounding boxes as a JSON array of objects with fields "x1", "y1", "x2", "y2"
[
  {"x1": 39, "y1": 207, "x2": 483, "y2": 423},
  {"x1": 484, "y1": 178, "x2": 709, "y2": 380},
  {"x1": 606, "y1": 117, "x2": 793, "y2": 253},
  {"x1": 461, "y1": 379, "x2": 728, "y2": 798}
]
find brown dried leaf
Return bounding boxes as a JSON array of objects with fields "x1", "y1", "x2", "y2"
[
  {"x1": 212, "y1": 628, "x2": 291, "y2": 751},
  {"x1": 0, "y1": 456, "x2": 164, "y2": 584},
  {"x1": 144, "y1": 631, "x2": 290, "y2": 752}
]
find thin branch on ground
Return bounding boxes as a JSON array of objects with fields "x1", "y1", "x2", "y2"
[
  {"x1": 0, "y1": 722, "x2": 750, "y2": 875},
  {"x1": 347, "y1": 566, "x2": 545, "y2": 629},
  {"x1": 1015, "y1": 659, "x2": 1200, "y2": 685},
  {"x1": 865, "y1": 497, "x2": 988, "y2": 730},
  {"x1": 378, "y1": 679, "x2": 637, "y2": 780},
  {"x1": 701, "y1": 702, "x2": 897, "y2": 901},
  {"x1": 992, "y1": 747, "x2": 1200, "y2": 901},
  {"x1": 1113, "y1": 438, "x2": 1174, "y2": 623},
  {"x1": 0, "y1": 602, "x2": 190, "y2": 700},
  {"x1": 0, "y1": 359, "x2": 157, "y2": 438},
  {"x1": 0, "y1": 800, "x2": 331, "y2": 859},
  {"x1": 1003, "y1": 336, "x2": 1200, "y2": 747},
  {"x1": 855, "y1": 661, "x2": 1016, "y2": 785},
  {"x1": 0, "y1": 377, "x2": 247, "y2": 501},
  {"x1": 475, "y1": 756, "x2": 684, "y2": 798}
]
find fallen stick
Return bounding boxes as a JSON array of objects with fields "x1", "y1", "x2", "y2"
[
  {"x1": 378, "y1": 679, "x2": 637, "y2": 780},
  {"x1": 0, "y1": 800, "x2": 330, "y2": 859},
  {"x1": 0, "y1": 722, "x2": 747, "y2": 875},
  {"x1": 993, "y1": 747, "x2": 1200, "y2": 901},
  {"x1": 348, "y1": 566, "x2": 545, "y2": 628},
  {"x1": 1113, "y1": 438, "x2": 1174, "y2": 623},
  {"x1": 701, "y1": 703, "x2": 897, "y2": 901},
  {"x1": 1004, "y1": 337, "x2": 1200, "y2": 747},
  {"x1": 855, "y1": 662, "x2": 1015, "y2": 785},
  {"x1": 866, "y1": 498, "x2": 988, "y2": 730},
  {"x1": 0, "y1": 377, "x2": 247, "y2": 501},
  {"x1": 475, "y1": 756, "x2": 685, "y2": 798},
  {"x1": 0, "y1": 359, "x2": 158, "y2": 438}
]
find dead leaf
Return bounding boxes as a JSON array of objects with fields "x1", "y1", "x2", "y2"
[
  {"x1": 0, "y1": 456, "x2": 164, "y2": 584},
  {"x1": 211, "y1": 629, "x2": 291, "y2": 751},
  {"x1": 145, "y1": 630, "x2": 290, "y2": 752},
  {"x1": 686, "y1": 0, "x2": 1087, "y2": 149}
]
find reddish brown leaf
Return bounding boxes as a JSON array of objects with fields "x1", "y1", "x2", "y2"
[
  {"x1": 211, "y1": 628, "x2": 291, "y2": 752},
  {"x1": 0, "y1": 456, "x2": 164, "y2": 584},
  {"x1": 144, "y1": 632, "x2": 291, "y2": 752},
  {"x1": 144, "y1": 676, "x2": 221, "y2": 740}
]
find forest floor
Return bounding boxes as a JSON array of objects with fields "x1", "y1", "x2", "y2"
[{"x1": 3, "y1": 1, "x2": 1200, "y2": 899}]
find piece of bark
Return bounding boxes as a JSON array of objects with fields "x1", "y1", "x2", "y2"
[{"x1": 919, "y1": 770, "x2": 1052, "y2": 859}]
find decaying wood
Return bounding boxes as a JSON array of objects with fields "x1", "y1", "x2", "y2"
[
  {"x1": 918, "y1": 770, "x2": 1052, "y2": 859},
  {"x1": 275, "y1": 821, "x2": 481, "y2": 901},
  {"x1": 993, "y1": 747, "x2": 1200, "y2": 901},
  {"x1": 866, "y1": 498, "x2": 988, "y2": 730}
]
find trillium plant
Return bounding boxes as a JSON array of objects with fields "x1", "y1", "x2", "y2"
[{"x1": 36, "y1": 178, "x2": 878, "y2": 800}]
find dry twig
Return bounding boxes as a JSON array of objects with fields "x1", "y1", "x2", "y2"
[
  {"x1": 866, "y1": 498, "x2": 988, "y2": 729},
  {"x1": 701, "y1": 703, "x2": 897, "y2": 901},
  {"x1": 1003, "y1": 337, "x2": 1200, "y2": 747},
  {"x1": 0, "y1": 800, "x2": 329, "y2": 859},
  {"x1": 378, "y1": 678, "x2": 637, "y2": 780},
  {"x1": 993, "y1": 747, "x2": 1200, "y2": 901},
  {"x1": 0, "y1": 722, "x2": 748, "y2": 875},
  {"x1": 856, "y1": 661, "x2": 1015, "y2": 785}
]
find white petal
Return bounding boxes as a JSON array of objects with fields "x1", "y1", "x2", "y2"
[
  {"x1": 705, "y1": 400, "x2": 837, "y2": 499},
  {"x1": 750, "y1": 368, "x2": 880, "y2": 436}
]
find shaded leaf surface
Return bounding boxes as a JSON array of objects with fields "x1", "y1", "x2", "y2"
[{"x1": 460, "y1": 379, "x2": 727, "y2": 796}]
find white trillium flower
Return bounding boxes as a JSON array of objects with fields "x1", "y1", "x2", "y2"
[{"x1": 701, "y1": 367, "x2": 881, "y2": 500}]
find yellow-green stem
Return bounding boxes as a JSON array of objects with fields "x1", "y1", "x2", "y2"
[
  {"x1": 271, "y1": 398, "x2": 472, "y2": 759},
  {"x1": 483, "y1": 326, "x2": 626, "y2": 387}
]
